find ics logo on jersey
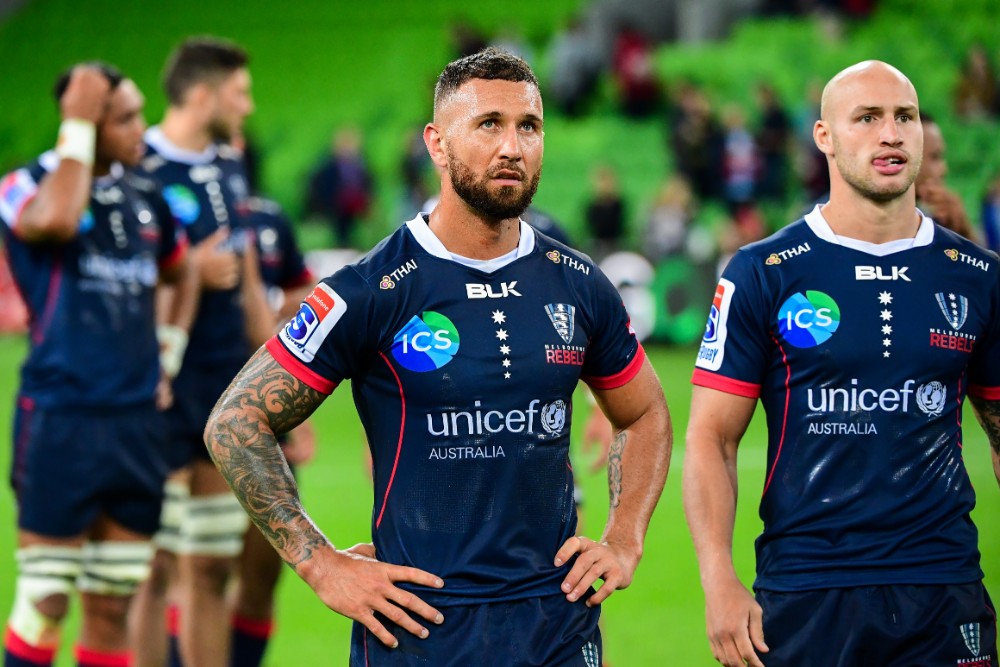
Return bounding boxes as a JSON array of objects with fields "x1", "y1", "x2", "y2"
[
  {"x1": 777, "y1": 291, "x2": 840, "y2": 348},
  {"x1": 162, "y1": 185, "x2": 200, "y2": 225},
  {"x1": 281, "y1": 283, "x2": 347, "y2": 363},
  {"x1": 392, "y1": 311, "x2": 460, "y2": 372}
]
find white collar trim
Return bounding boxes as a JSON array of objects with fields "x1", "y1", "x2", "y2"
[
  {"x1": 405, "y1": 214, "x2": 536, "y2": 271},
  {"x1": 144, "y1": 126, "x2": 218, "y2": 165},
  {"x1": 804, "y1": 204, "x2": 934, "y2": 256}
]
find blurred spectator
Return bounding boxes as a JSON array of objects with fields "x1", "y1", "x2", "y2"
[
  {"x1": 668, "y1": 82, "x2": 722, "y2": 201},
  {"x1": 755, "y1": 82, "x2": 792, "y2": 200},
  {"x1": 400, "y1": 126, "x2": 433, "y2": 219},
  {"x1": 304, "y1": 126, "x2": 374, "y2": 247},
  {"x1": 981, "y1": 173, "x2": 1000, "y2": 253},
  {"x1": 523, "y1": 207, "x2": 573, "y2": 246},
  {"x1": 643, "y1": 175, "x2": 695, "y2": 262},
  {"x1": 585, "y1": 163, "x2": 627, "y2": 261},
  {"x1": 914, "y1": 113, "x2": 976, "y2": 240},
  {"x1": 953, "y1": 44, "x2": 999, "y2": 120},
  {"x1": 611, "y1": 22, "x2": 661, "y2": 118},
  {"x1": 720, "y1": 104, "x2": 759, "y2": 209},
  {"x1": 490, "y1": 26, "x2": 534, "y2": 65},
  {"x1": 794, "y1": 79, "x2": 830, "y2": 203},
  {"x1": 546, "y1": 16, "x2": 602, "y2": 117}
]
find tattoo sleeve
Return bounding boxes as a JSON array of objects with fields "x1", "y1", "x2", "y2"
[
  {"x1": 205, "y1": 346, "x2": 330, "y2": 566},
  {"x1": 608, "y1": 431, "x2": 626, "y2": 509},
  {"x1": 969, "y1": 395, "x2": 1000, "y2": 457}
]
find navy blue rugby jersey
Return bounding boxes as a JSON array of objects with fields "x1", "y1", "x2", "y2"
[
  {"x1": 240, "y1": 196, "x2": 311, "y2": 292},
  {"x1": 143, "y1": 127, "x2": 252, "y2": 368},
  {"x1": 0, "y1": 152, "x2": 186, "y2": 408},
  {"x1": 267, "y1": 215, "x2": 645, "y2": 606},
  {"x1": 693, "y1": 205, "x2": 1000, "y2": 591}
]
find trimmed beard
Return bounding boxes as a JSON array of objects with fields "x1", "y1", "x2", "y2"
[{"x1": 447, "y1": 148, "x2": 540, "y2": 223}]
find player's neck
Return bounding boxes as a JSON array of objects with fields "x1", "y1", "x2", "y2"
[
  {"x1": 160, "y1": 107, "x2": 213, "y2": 153},
  {"x1": 821, "y1": 187, "x2": 920, "y2": 244},
  {"x1": 427, "y1": 195, "x2": 521, "y2": 260}
]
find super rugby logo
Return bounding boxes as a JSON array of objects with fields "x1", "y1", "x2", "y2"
[
  {"x1": 392, "y1": 311, "x2": 460, "y2": 372},
  {"x1": 695, "y1": 278, "x2": 735, "y2": 372},
  {"x1": 778, "y1": 291, "x2": 840, "y2": 348},
  {"x1": 281, "y1": 283, "x2": 347, "y2": 363}
]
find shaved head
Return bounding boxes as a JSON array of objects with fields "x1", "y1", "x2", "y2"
[{"x1": 820, "y1": 60, "x2": 918, "y2": 121}]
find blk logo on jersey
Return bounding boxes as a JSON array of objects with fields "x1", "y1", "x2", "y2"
[
  {"x1": 778, "y1": 291, "x2": 840, "y2": 348},
  {"x1": 855, "y1": 266, "x2": 911, "y2": 281},
  {"x1": 162, "y1": 185, "x2": 200, "y2": 225},
  {"x1": 392, "y1": 311, "x2": 460, "y2": 372},
  {"x1": 281, "y1": 283, "x2": 347, "y2": 363},
  {"x1": 466, "y1": 281, "x2": 522, "y2": 299},
  {"x1": 545, "y1": 303, "x2": 575, "y2": 343}
]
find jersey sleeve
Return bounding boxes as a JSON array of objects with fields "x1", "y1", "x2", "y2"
[
  {"x1": 580, "y1": 266, "x2": 646, "y2": 390},
  {"x1": 0, "y1": 168, "x2": 39, "y2": 234},
  {"x1": 150, "y1": 191, "x2": 187, "y2": 271},
  {"x1": 968, "y1": 266, "x2": 1000, "y2": 399},
  {"x1": 266, "y1": 265, "x2": 377, "y2": 394},
  {"x1": 274, "y1": 211, "x2": 313, "y2": 289},
  {"x1": 691, "y1": 250, "x2": 773, "y2": 398}
]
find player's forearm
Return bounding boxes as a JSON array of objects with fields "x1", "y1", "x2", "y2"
[
  {"x1": 204, "y1": 348, "x2": 330, "y2": 567},
  {"x1": 682, "y1": 430, "x2": 741, "y2": 586},
  {"x1": 240, "y1": 248, "x2": 276, "y2": 348},
  {"x1": 600, "y1": 402, "x2": 671, "y2": 561},
  {"x1": 17, "y1": 163, "x2": 91, "y2": 242}
]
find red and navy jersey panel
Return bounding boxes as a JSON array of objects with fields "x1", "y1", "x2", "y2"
[
  {"x1": 267, "y1": 215, "x2": 644, "y2": 606},
  {"x1": 143, "y1": 127, "x2": 252, "y2": 368},
  {"x1": 0, "y1": 152, "x2": 186, "y2": 408},
  {"x1": 693, "y1": 206, "x2": 1000, "y2": 591}
]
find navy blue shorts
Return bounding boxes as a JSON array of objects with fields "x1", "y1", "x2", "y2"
[
  {"x1": 10, "y1": 398, "x2": 170, "y2": 538},
  {"x1": 165, "y1": 360, "x2": 243, "y2": 469},
  {"x1": 350, "y1": 593, "x2": 602, "y2": 667},
  {"x1": 756, "y1": 583, "x2": 998, "y2": 667}
]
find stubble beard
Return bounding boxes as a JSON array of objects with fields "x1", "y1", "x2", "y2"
[
  {"x1": 447, "y1": 149, "x2": 540, "y2": 224},
  {"x1": 833, "y1": 137, "x2": 921, "y2": 203}
]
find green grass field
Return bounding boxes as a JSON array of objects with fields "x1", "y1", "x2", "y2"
[{"x1": 0, "y1": 335, "x2": 998, "y2": 664}]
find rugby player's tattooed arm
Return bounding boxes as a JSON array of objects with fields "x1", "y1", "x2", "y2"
[
  {"x1": 205, "y1": 346, "x2": 328, "y2": 565},
  {"x1": 554, "y1": 357, "x2": 672, "y2": 606},
  {"x1": 968, "y1": 395, "x2": 1000, "y2": 487},
  {"x1": 204, "y1": 346, "x2": 446, "y2": 648}
]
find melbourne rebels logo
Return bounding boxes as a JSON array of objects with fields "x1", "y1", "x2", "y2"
[
  {"x1": 935, "y1": 292, "x2": 968, "y2": 330},
  {"x1": 777, "y1": 291, "x2": 841, "y2": 348},
  {"x1": 392, "y1": 311, "x2": 460, "y2": 372},
  {"x1": 545, "y1": 303, "x2": 575, "y2": 343}
]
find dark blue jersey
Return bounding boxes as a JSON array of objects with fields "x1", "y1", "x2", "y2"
[
  {"x1": 0, "y1": 153, "x2": 186, "y2": 408},
  {"x1": 693, "y1": 206, "x2": 1000, "y2": 591},
  {"x1": 241, "y1": 196, "x2": 312, "y2": 291},
  {"x1": 267, "y1": 215, "x2": 645, "y2": 606},
  {"x1": 143, "y1": 127, "x2": 252, "y2": 368}
]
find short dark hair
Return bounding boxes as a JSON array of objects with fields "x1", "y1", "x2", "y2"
[
  {"x1": 53, "y1": 61, "x2": 124, "y2": 104},
  {"x1": 162, "y1": 36, "x2": 249, "y2": 106},
  {"x1": 433, "y1": 47, "x2": 538, "y2": 114}
]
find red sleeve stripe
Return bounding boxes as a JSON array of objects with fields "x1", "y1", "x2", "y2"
[
  {"x1": 159, "y1": 235, "x2": 188, "y2": 271},
  {"x1": 583, "y1": 343, "x2": 646, "y2": 390},
  {"x1": 968, "y1": 384, "x2": 1000, "y2": 400},
  {"x1": 691, "y1": 368, "x2": 761, "y2": 399},
  {"x1": 265, "y1": 337, "x2": 337, "y2": 395}
]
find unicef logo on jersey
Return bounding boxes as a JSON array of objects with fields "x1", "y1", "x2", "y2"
[
  {"x1": 777, "y1": 291, "x2": 841, "y2": 348},
  {"x1": 541, "y1": 400, "x2": 567, "y2": 436},
  {"x1": 162, "y1": 184, "x2": 200, "y2": 225},
  {"x1": 916, "y1": 381, "x2": 947, "y2": 417},
  {"x1": 392, "y1": 311, "x2": 460, "y2": 372}
]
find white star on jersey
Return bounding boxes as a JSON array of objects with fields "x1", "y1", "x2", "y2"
[
  {"x1": 500, "y1": 344, "x2": 510, "y2": 355},
  {"x1": 882, "y1": 325, "x2": 892, "y2": 335},
  {"x1": 492, "y1": 310, "x2": 506, "y2": 324},
  {"x1": 880, "y1": 310, "x2": 893, "y2": 321},
  {"x1": 496, "y1": 329, "x2": 508, "y2": 341},
  {"x1": 878, "y1": 292, "x2": 893, "y2": 305}
]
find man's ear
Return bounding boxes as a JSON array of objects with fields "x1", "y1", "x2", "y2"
[
  {"x1": 424, "y1": 123, "x2": 448, "y2": 170},
  {"x1": 813, "y1": 119, "x2": 834, "y2": 157}
]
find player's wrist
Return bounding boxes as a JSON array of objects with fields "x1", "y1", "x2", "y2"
[
  {"x1": 55, "y1": 118, "x2": 96, "y2": 167},
  {"x1": 156, "y1": 324, "x2": 189, "y2": 379}
]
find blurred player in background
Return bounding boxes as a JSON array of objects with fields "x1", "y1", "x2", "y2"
[
  {"x1": 131, "y1": 37, "x2": 272, "y2": 667},
  {"x1": 226, "y1": 159, "x2": 316, "y2": 665},
  {"x1": 205, "y1": 47, "x2": 672, "y2": 666},
  {"x1": 0, "y1": 63, "x2": 192, "y2": 667},
  {"x1": 915, "y1": 112, "x2": 977, "y2": 241},
  {"x1": 685, "y1": 60, "x2": 1000, "y2": 667}
]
